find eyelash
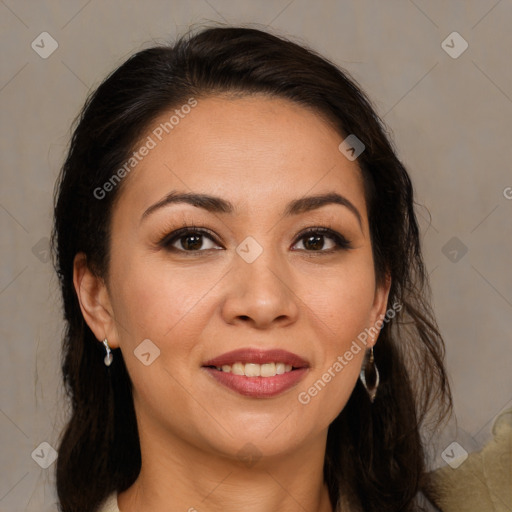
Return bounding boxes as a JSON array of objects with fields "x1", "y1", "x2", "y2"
[{"x1": 158, "y1": 224, "x2": 352, "y2": 255}]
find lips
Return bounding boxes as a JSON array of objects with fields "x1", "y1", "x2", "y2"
[
  {"x1": 202, "y1": 348, "x2": 309, "y2": 368},
  {"x1": 202, "y1": 348, "x2": 309, "y2": 398}
]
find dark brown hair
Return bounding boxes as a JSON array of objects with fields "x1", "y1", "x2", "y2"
[{"x1": 52, "y1": 25, "x2": 452, "y2": 512}]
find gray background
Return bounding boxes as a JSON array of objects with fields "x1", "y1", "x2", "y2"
[{"x1": 1, "y1": 1, "x2": 511, "y2": 510}]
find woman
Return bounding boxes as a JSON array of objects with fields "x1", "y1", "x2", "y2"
[{"x1": 51, "y1": 26, "x2": 452, "y2": 511}]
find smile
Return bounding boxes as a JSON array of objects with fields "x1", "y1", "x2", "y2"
[
  {"x1": 210, "y1": 362, "x2": 293, "y2": 377},
  {"x1": 202, "y1": 348, "x2": 309, "y2": 398}
]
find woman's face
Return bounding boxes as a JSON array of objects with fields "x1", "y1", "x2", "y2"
[{"x1": 79, "y1": 95, "x2": 390, "y2": 461}]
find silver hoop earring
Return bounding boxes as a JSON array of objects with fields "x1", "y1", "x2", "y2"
[
  {"x1": 360, "y1": 347, "x2": 379, "y2": 403},
  {"x1": 102, "y1": 338, "x2": 113, "y2": 366}
]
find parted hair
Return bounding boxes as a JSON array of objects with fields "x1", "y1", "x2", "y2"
[{"x1": 52, "y1": 25, "x2": 452, "y2": 512}]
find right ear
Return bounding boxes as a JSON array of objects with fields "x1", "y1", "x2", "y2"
[{"x1": 73, "y1": 252, "x2": 120, "y2": 348}]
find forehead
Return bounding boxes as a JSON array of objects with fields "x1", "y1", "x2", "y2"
[{"x1": 113, "y1": 94, "x2": 367, "y2": 223}]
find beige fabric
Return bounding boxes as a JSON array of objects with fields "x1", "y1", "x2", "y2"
[
  {"x1": 426, "y1": 408, "x2": 512, "y2": 511},
  {"x1": 97, "y1": 493, "x2": 120, "y2": 512}
]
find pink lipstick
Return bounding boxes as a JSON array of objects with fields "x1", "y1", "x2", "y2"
[{"x1": 202, "y1": 348, "x2": 309, "y2": 398}]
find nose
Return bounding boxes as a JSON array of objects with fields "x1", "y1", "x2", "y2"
[{"x1": 220, "y1": 244, "x2": 300, "y2": 329}]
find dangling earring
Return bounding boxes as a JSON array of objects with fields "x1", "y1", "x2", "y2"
[
  {"x1": 360, "y1": 347, "x2": 379, "y2": 402},
  {"x1": 102, "y1": 338, "x2": 113, "y2": 366}
]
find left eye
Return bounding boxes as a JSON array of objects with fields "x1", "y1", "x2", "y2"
[{"x1": 292, "y1": 228, "x2": 351, "y2": 252}]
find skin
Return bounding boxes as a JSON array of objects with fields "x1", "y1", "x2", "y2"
[{"x1": 74, "y1": 95, "x2": 391, "y2": 512}]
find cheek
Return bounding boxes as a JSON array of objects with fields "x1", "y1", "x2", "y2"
[
  {"x1": 111, "y1": 253, "x2": 222, "y2": 344},
  {"x1": 108, "y1": 258, "x2": 219, "y2": 419},
  {"x1": 294, "y1": 256, "x2": 376, "y2": 415},
  {"x1": 302, "y1": 255, "x2": 377, "y2": 344}
]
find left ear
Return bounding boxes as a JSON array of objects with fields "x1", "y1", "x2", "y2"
[{"x1": 368, "y1": 272, "x2": 392, "y2": 346}]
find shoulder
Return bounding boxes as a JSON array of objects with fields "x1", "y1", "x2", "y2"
[
  {"x1": 422, "y1": 407, "x2": 512, "y2": 511},
  {"x1": 96, "y1": 492, "x2": 120, "y2": 512}
]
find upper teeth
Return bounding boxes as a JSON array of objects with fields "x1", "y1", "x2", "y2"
[{"x1": 215, "y1": 362, "x2": 293, "y2": 377}]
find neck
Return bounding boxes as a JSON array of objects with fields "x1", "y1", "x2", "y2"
[{"x1": 117, "y1": 419, "x2": 334, "y2": 512}]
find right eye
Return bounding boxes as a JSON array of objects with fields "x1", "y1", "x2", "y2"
[
  {"x1": 160, "y1": 227, "x2": 222, "y2": 253},
  {"x1": 160, "y1": 227, "x2": 224, "y2": 253}
]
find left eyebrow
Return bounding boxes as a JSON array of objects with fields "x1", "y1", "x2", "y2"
[
  {"x1": 284, "y1": 192, "x2": 363, "y2": 230},
  {"x1": 141, "y1": 191, "x2": 363, "y2": 230}
]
